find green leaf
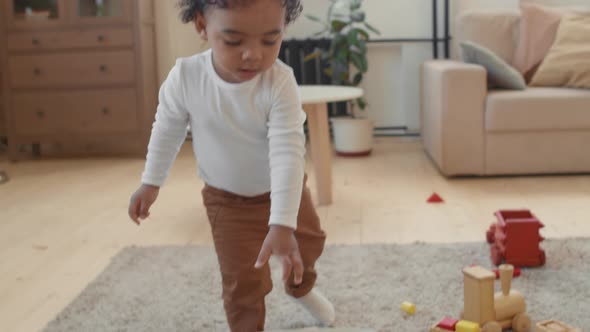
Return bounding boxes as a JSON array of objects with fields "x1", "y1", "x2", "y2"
[
  {"x1": 364, "y1": 22, "x2": 381, "y2": 35},
  {"x1": 357, "y1": 41, "x2": 367, "y2": 55},
  {"x1": 361, "y1": 56, "x2": 368, "y2": 72},
  {"x1": 356, "y1": 28, "x2": 370, "y2": 41},
  {"x1": 357, "y1": 97, "x2": 367, "y2": 110},
  {"x1": 305, "y1": 14, "x2": 322, "y2": 23},
  {"x1": 347, "y1": 29, "x2": 359, "y2": 46},
  {"x1": 303, "y1": 52, "x2": 322, "y2": 62},
  {"x1": 353, "y1": 73, "x2": 363, "y2": 86},
  {"x1": 345, "y1": 30, "x2": 367, "y2": 53},
  {"x1": 337, "y1": 48, "x2": 349, "y2": 62},
  {"x1": 349, "y1": 44, "x2": 361, "y2": 54},
  {"x1": 334, "y1": 33, "x2": 347, "y2": 45},
  {"x1": 331, "y1": 20, "x2": 348, "y2": 33},
  {"x1": 350, "y1": 53, "x2": 362, "y2": 71},
  {"x1": 330, "y1": 34, "x2": 347, "y2": 58},
  {"x1": 351, "y1": 53, "x2": 368, "y2": 72}
]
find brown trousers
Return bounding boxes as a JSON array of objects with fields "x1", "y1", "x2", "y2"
[{"x1": 201, "y1": 178, "x2": 326, "y2": 332}]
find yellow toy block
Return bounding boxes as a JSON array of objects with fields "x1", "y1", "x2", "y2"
[
  {"x1": 456, "y1": 320, "x2": 480, "y2": 332},
  {"x1": 400, "y1": 301, "x2": 416, "y2": 315}
]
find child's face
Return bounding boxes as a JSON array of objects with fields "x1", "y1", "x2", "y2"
[{"x1": 196, "y1": 0, "x2": 286, "y2": 83}]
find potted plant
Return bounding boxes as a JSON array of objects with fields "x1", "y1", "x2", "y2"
[{"x1": 306, "y1": 0, "x2": 379, "y2": 156}]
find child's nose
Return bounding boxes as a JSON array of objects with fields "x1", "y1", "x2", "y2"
[{"x1": 242, "y1": 47, "x2": 262, "y2": 62}]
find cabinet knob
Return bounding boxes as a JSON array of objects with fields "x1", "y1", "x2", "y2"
[
  {"x1": 33, "y1": 68, "x2": 42, "y2": 76},
  {"x1": 32, "y1": 38, "x2": 40, "y2": 45},
  {"x1": 101, "y1": 107, "x2": 110, "y2": 115},
  {"x1": 99, "y1": 64, "x2": 108, "y2": 72},
  {"x1": 36, "y1": 110, "x2": 45, "y2": 118},
  {"x1": 97, "y1": 35, "x2": 105, "y2": 42}
]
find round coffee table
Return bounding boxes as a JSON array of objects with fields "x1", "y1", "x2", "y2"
[{"x1": 298, "y1": 85, "x2": 364, "y2": 205}]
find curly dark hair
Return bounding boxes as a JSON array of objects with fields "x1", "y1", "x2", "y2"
[{"x1": 178, "y1": 0, "x2": 302, "y2": 25}]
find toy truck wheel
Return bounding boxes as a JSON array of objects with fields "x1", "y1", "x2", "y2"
[
  {"x1": 486, "y1": 225, "x2": 496, "y2": 243},
  {"x1": 482, "y1": 321, "x2": 502, "y2": 332},
  {"x1": 486, "y1": 230, "x2": 494, "y2": 243},
  {"x1": 512, "y1": 313, "x2": 531, "y2": 332},
  {"x1": 490, "y1": 244, "x2": 503, "y2": 266}
]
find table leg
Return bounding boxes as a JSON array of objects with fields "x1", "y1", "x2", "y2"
[{"x1": 304, "y1": 103, "x2": 333, "y2": 205}]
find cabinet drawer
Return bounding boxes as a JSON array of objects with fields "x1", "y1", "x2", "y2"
[
  {"x1": 71, "y1": 89, "x2": 138, "y2": 134},
  {"x1": 13, "y1": 89, "x2": 137, "y2": 136},
  {"x1": 13, "y1": 93, "x2": 74, "y2": 136},
  {"x1": 9, "y1": 51, "x2": 135, "y2": 88},
  {"x1": 7, "y1": 28, "x2": 134, "y2": 51}
]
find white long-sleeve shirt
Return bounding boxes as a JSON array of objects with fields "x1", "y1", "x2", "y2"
[{"x1": 141, "y1": 49, "x2": 306, "y2": 229}]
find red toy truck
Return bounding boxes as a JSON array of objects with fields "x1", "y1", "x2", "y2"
[{"x1": 486, "y1": 209, "x2": 545, "y2": 267}]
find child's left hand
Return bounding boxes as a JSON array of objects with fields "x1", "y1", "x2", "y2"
[{"x1": 255, "y1": 225, "x2": 304, "y2": 285}]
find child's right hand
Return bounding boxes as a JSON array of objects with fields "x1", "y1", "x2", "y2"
[{"x1": 128, "y1": 184, "x2": 160, "y2": 225}]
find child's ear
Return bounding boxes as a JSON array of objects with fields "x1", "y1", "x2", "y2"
[{"x1": 195, "y1": 13, "x2": 208, "y2": 41}]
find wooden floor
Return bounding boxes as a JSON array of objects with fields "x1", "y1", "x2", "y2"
[{"x1": 1, "y1": 137, "x2": 589, "y2": 332}]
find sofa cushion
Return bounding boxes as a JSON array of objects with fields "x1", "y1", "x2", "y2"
[
  {"x1": 460, "y1": 41, "x2": 526, "y2": 90},
  {"x1": 454, "y1": 10, "x2": 521, "y2": 65},
  {"x1": 512, "y1": 4, "x2": 577, "y2": 79},
  {"x1": 485, "y1": 87, "x2": 590, "y2": 132},
  {"x1": 530, "y1": 14, "x2": 590, "y2": 89}
]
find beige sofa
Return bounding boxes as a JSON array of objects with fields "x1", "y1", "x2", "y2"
[{"x1": 421, "y1": 10, "x2": 590, "y2": 176}]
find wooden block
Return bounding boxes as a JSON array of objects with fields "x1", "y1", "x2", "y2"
[
  {"x1": 436, "y1": 316, "x2": 459, "y2": 330},
  {"x1": 463, "y1": 265, "x2": 496, "y2": 324},
  {"x1": 456, "y1": 320, "x2": 480, "y2": 332},
  {"x1": 400, "y1": 301, "x2": 416, "y2": 315},
  {"x1": 535, "y1": 319, "x2": 577, "y2": 332}
]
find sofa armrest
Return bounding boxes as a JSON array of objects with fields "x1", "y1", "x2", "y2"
[{"x1": 421, "y1": 60, "x2": 487, "y2": 176}]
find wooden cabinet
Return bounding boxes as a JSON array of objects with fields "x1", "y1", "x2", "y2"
[
  {"x1": 0, "y1": 0, "x2": 157, "y2": 159},
  {"x1": 0, "y1": 7, "x2": 5, "y2": 142}
]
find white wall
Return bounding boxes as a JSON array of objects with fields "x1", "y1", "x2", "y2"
[{"x1": 154, "y1": 1, "x2": 208, "y2": 84}]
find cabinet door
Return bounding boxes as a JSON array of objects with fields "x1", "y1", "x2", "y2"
[
  {"x1": 69, "y1": 0, "x2": 133, "y2": 25},
  {"x1": 4, "y1": 0, "x2": 67, "y2": 30}
]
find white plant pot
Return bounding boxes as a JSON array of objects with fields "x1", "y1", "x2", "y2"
[{"x1": 331, "y1": 117, "x2": 373, "y2": 156}]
